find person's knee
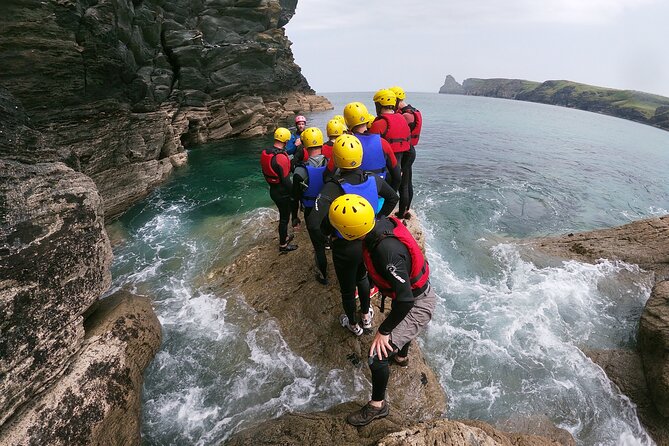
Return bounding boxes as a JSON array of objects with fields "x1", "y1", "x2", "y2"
[{"x1": 369, "y1": 355, "x2": 389, "y2": 372}]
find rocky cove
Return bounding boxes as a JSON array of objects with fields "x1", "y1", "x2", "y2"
[{"x1": 2, "y1": 3, "x2": 669, "y2": 446}]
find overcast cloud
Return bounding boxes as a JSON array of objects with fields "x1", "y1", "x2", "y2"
[{"x1": 286, "y1": 0, "x2": 669, "y2": 97}]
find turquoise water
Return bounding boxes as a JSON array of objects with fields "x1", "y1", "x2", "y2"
[{"x1": 109, "y1": 93, "x2": 669, "y2": 445}]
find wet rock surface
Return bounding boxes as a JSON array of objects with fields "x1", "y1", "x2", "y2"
[
  {"x1": 526, "y1": 215, "x2": 669, "y2": 444},
  {"x1": 0, "y1": 290, "x2": 162, "y2": 446},
  {"x1": 1, "y1": 93, "x2": 162, "y2": 444},
  {"x1": 215, "y1": 215, "x2": 571, "y2": 445},
  {"x1": 0, "y1": 160, "x2": 112, "y2": 426}
]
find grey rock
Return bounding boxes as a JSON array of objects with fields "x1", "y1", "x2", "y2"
[
  {"x1": 439, "y1": 75, "x2": 465, "y2": 94},
  {"x1": 0, "y1": 290, "x2": 162, "y2": 446},
  {"x1": 0, "y1": 160, "x2": 112, "y2": 426}
]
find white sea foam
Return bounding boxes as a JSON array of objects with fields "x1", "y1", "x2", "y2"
[{"x1": 420, "y1": 216, "x2": 654, "y2": 444}]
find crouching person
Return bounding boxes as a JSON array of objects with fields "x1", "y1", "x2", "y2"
[{"x1": 328, "y1": 194, "x2": 436, "y2": 426}]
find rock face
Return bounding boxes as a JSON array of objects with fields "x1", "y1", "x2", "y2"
[
  {"x1": 1, "y1": 90, "x2": 162, "y2": 445},
  {"x1": 526, "y1": 215, "x2": 669, "y2": 445},
  {"x1": 1, "y1": 0, "x2": 331, "y2": 217},
  {"x1": 0, "y1": 291, "x2": 162, "y2": 446},
  {"x1": 438, "y1": 76, "x2": 669, "y2": 133},
  {"x1": 439, "y1": 75, "x2": 465, "y2": 94},
  {"x1": 0, "y1": 160, "x2": 112, "y2": 425},
  {"x1": 638, "y1": 281, "x2": 669, "y2": 418}
]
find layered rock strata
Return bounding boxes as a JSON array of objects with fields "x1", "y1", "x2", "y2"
[
  {"x1": 526, "y1": 215, "x2": 669, "y2": 444},
  {"x1": 1, "y1": 0, "x2": 331, "y2": 218}
]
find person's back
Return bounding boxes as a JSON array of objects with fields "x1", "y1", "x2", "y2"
[
  {"x1": 261, "y1": 128, "x2": 298, "y2": 252},
  {"x1": 342, "y1": 101, "x2": 401, "y2": 190},
  {"x1": 368, "y1": 89, "x2": 411, "y2": 154},
  {"x1": 327, "y1": 194, "x2": 435, "y2": 427}
]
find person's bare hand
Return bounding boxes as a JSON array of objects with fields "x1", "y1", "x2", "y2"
[{"x1": 369, "y1": 332, "x2": 392, "y2": 360}]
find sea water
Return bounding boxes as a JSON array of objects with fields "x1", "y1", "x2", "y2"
[{"x1": 109, "y1": 93, "x2": 669, "y2": 445}]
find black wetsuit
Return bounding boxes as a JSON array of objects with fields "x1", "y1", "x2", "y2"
[
  {"x1": 266, "y1": 148, "x2": 294, "y2": 246},
  {"x1": 293, "y1": 155, "x2": 329, "y2": 280},
  {"x1": 307, "y1": 169, "x2": 399, "y2": 325},
  {"x1": 364, "y1": 217, "x2": 420, "y2": 401},
  {"x1": 395, "y1": 147, "x2": 416, "y2": 217}
]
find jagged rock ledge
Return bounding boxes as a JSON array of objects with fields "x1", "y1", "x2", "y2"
[
  {"x1": 206, "y1": 216, "x2": 573, "y2": 445},
  {"x1": 523, "y1": 215, "x2": 669, "y2": 444}
]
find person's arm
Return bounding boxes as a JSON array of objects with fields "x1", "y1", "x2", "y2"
[
  {"x1": 368, "y1": 119, "x2": 387, "y2": 136},
  {"x1": 375, "y1": 176, "x2": 399, "y2": 217},
  {"x1": 292, "y1": 169, "x2": 306, "y2": 201},
  {"x1": 374, "y1": 241, "x2": 415, "y2": 335},
  {"x1": 382, "y1": 139, "x2": 401, "y2": 190},
  {"x1": 285, "y1": 133, "x2": 297, "y2": 154},
  {"x1": 306, "y1": 182, "x2": 338, "y2": 234},
  {"x1": 402, "y1": 111, "x2": 415, "y2": 130},
  {"x1": 272, "y1": 155, "x2": 292, "y2": 190}
]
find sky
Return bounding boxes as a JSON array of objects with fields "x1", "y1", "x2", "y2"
[{"x1": 285, "y1": 0, "x2": 669, "y2": 97}]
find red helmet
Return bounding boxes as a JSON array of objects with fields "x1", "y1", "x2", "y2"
[{"x1": 295, "y1": 115, "x2": 307, "y2": 124}]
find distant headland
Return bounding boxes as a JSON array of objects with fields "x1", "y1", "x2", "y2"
[{"x1": 439, "y1": 75, "x2": 669, "y2": 132}]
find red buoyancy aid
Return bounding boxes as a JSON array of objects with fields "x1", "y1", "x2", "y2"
[
  {"x1": 322, "y1": 140, "x2": 334, "y2": 160},
  {"x1": 260, "y1": 148, "x2": 291, "y2": 184},
  {"x1": 400, "y1": 105, "x2": 422, "y2": 147},
  {"x1": 362, "y1": 216, "x2": 430, "y2": 300},
  {"x1": 377, "y1": 113, "x2": 411, "y2": 153}
]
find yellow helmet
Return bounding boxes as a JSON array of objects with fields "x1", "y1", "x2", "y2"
[
  {"x1": 329, "y1": 194, "x2": 376, "y2": 241},
  {"x1": 332, "y1": 134, "x2": 363, "y2": 169},
  {"x1": 389, "y1": 86, "x2": 406, "y2": 100},
  {"x1": 343, "y1": 102, "x2": 371, "y2": 129},
  {"x1": 365, "y1": 113, "x2": 376, "y2": 129},
  {"x1": 301, "y1": 127, "x2": 323, "y2": 148},
  {"x1": 333, "y1": 115, "x2": 346, "y2": 125},
  {"x1": 274, "y1": 127, "x2": 291, "y2": 143},
  {"x1": 326, "y1": 119, "x2": 346, "y2": 138},
  {"x1": 373, "y1": 89, "x2": 397, "y2": 107}
]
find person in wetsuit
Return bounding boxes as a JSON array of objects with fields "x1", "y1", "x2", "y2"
[
  {"x1": 260, "y1": 127, "x2": 298, "y2": 252},
  {"x1": 307, "y1": 134, "x2": 398, "y2": 336},
  {"x1": 327, "y1": 194, "x2": 435, "y2": 427},
  {"x1": 292, "y1": 127, "x2": 330, "y2": 284},
  {"x1": 389, "y1": 85, "x2": 422, "y2": 219},
  {"x1": 341, "y1": 102, "x2": 401, "y2": 192},
  {"x1": 368, "y1": 89, "x2": 413, "y2": 218}
]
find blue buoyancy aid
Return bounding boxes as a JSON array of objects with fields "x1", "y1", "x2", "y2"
[
  {"x1": 340, "y1": 176, "x2": 380, "y2": 215},
  {"x1": 302, "y1": 165, "x2": 327, "y2": 208},
  {"x1": 356, "y1": 133, "x2": 386, "y2": 180}
]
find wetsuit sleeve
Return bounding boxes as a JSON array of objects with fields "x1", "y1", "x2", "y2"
[
  {"x1": 382, "y1": 139, "x2": 401, "y2": 190},
  {"x1": 306, "y1": 181, "x2": 339, "y2": 234},
  {"x1": 402, "y1": 111, "x2": 415, "y2": 129},
  {"x1": 368, "y1": 119, "x2": 387, "y2": 136},
  {"x1": 292, "y1": 169, "x2": 307, "y2": 201},
  {"x1": 285, "y1": 133, "x2": 297, "y2": 154},
  {"x1": 373, "y1": 239, "x2": 415, "y2": 335},
  {"x1": 375, "y1": 176, "x2": 399, "y2": 217},
  {"x1": 271, "y1": 155, "x2": 292, "y2": 190}
]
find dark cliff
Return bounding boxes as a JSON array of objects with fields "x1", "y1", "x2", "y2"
[
  {"x1": 1, "y1": 0, "x2": 331, "y2": 217},
  {"x1": 1, "y1": 1, "x2": 330, "y2": 443},
  {"x1": 439, "y1": 76, "x2": 669, "y2": 133}
]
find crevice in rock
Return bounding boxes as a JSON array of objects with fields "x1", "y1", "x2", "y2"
[{"x1": 159, "y1": 29, "x2": 179, "y2": 96}]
